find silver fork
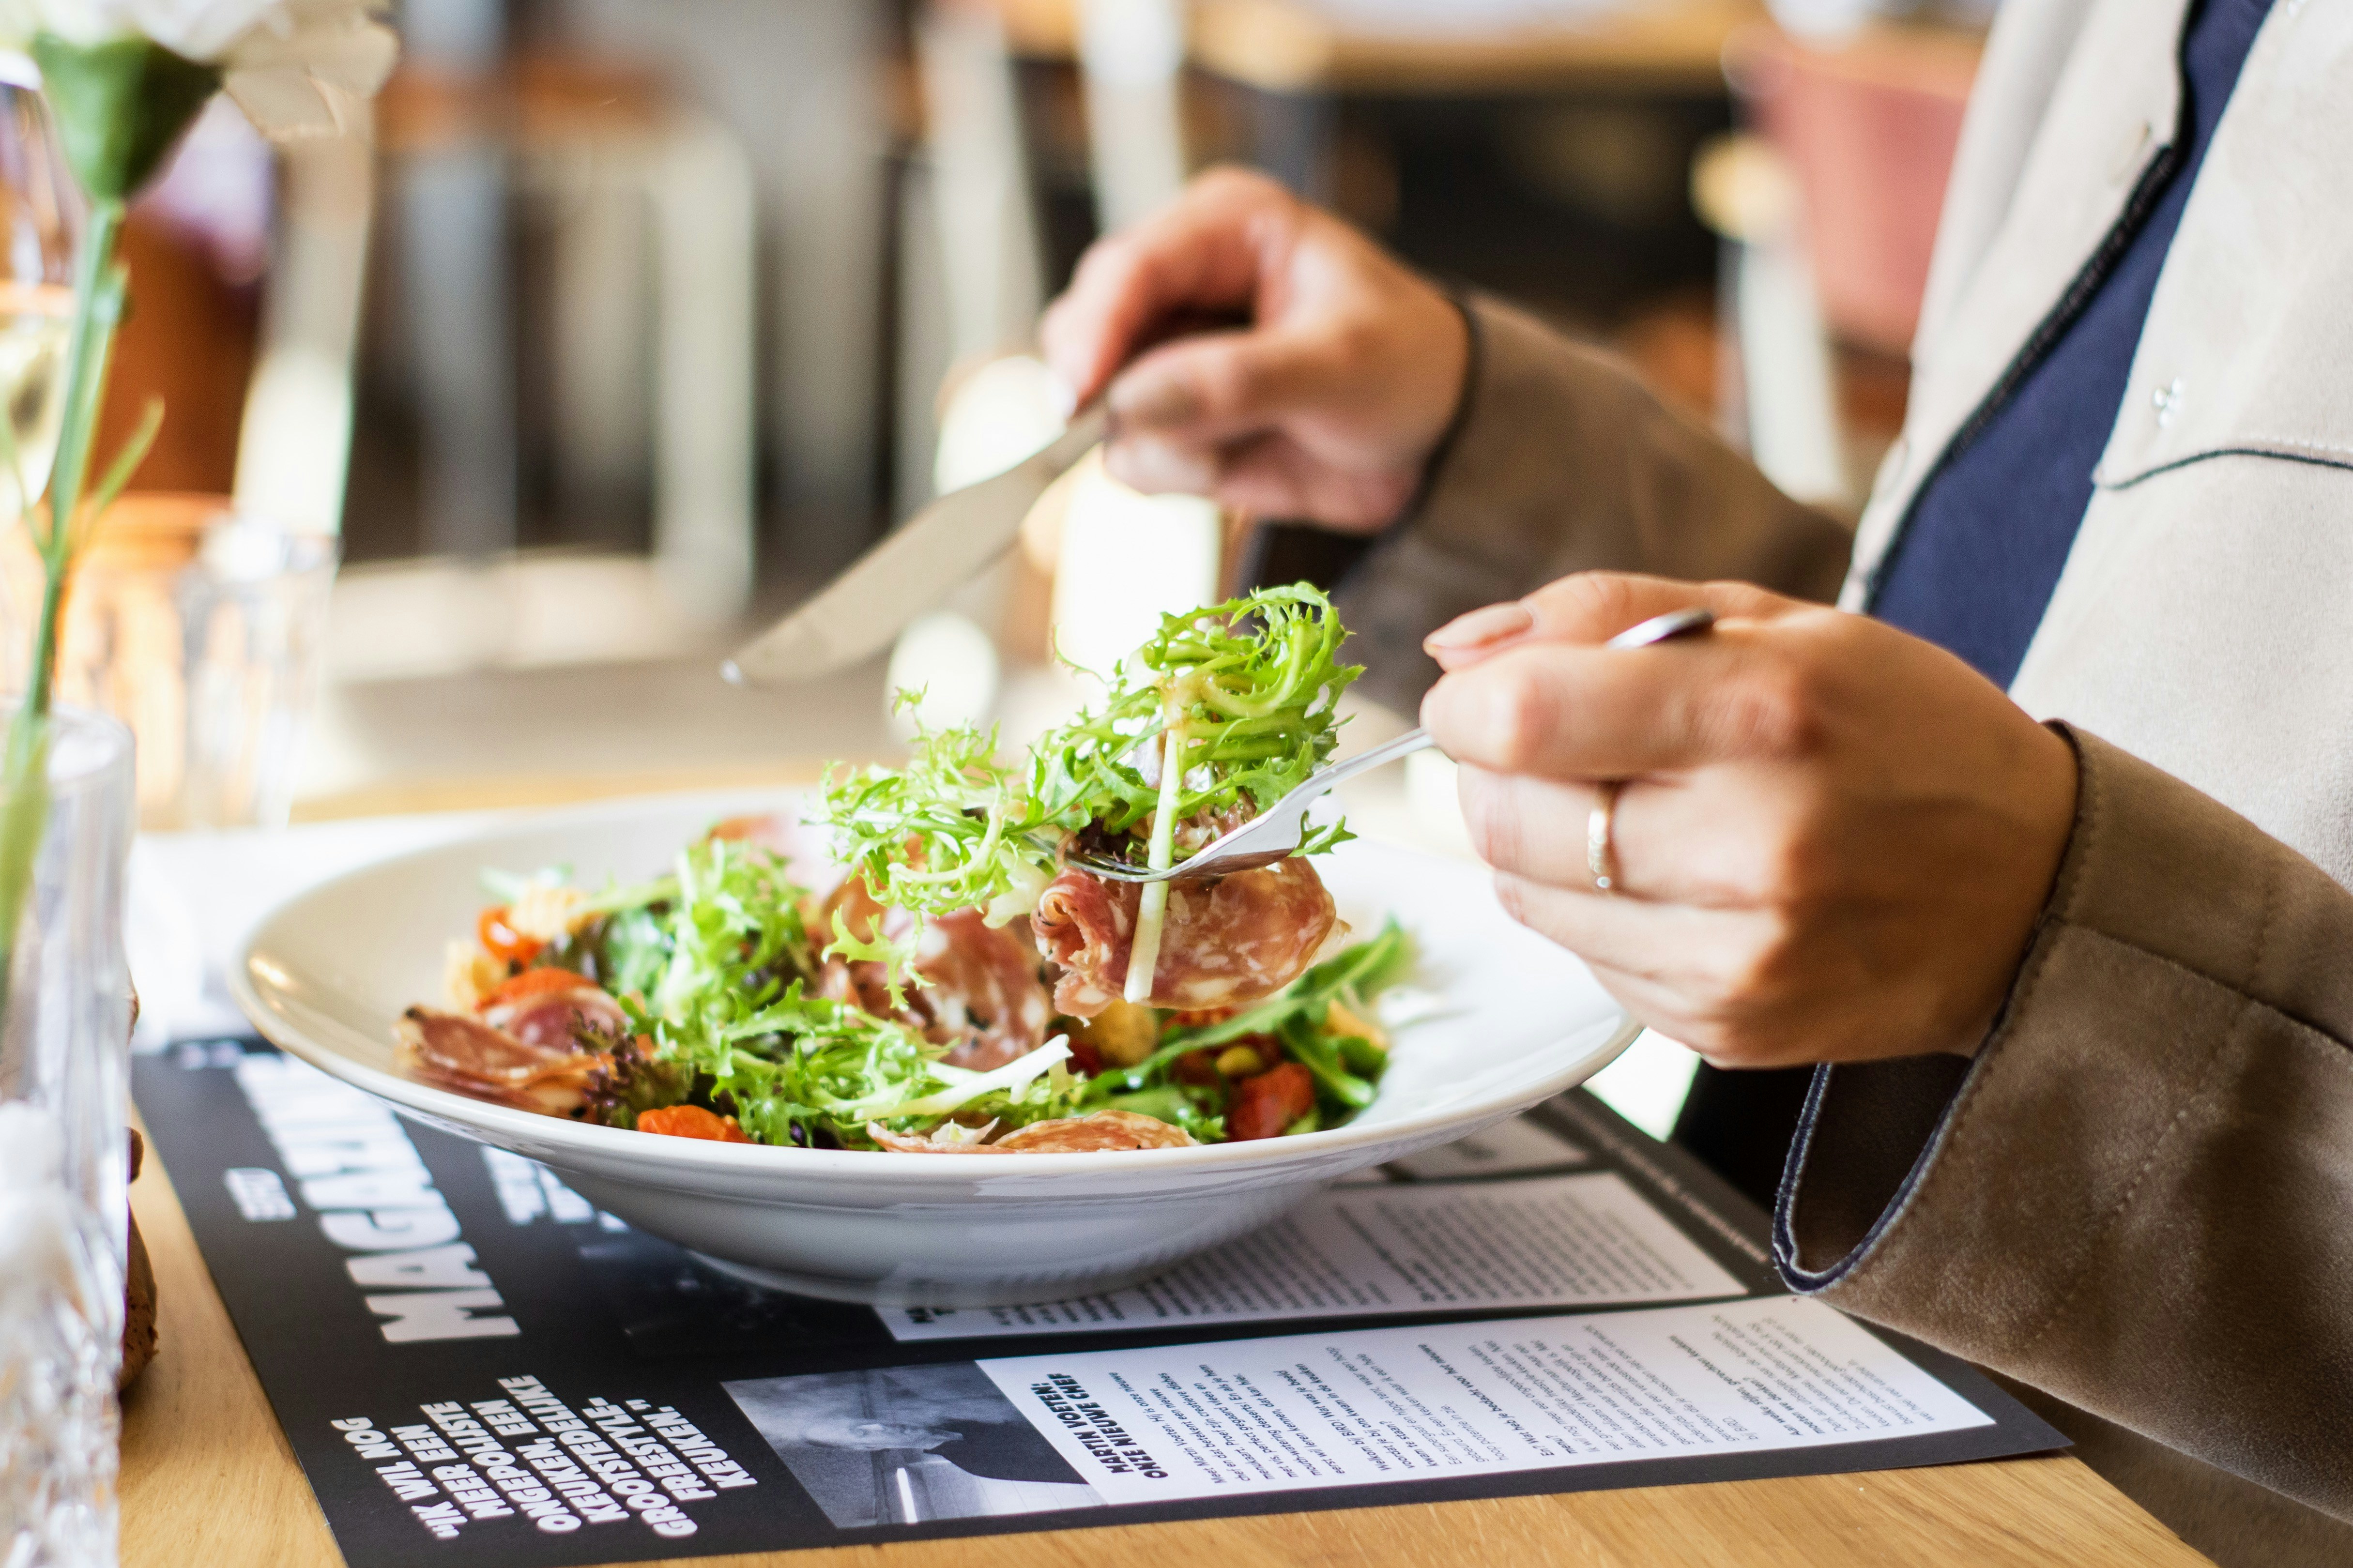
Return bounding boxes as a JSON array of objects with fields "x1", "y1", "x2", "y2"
[{"x1": 1066, "y1": 604, "x2": 1717, "y2": 883}]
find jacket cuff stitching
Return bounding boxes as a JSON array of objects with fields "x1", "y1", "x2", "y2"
[
  {"x1": 1818, "y1": 908, "x2": 2068, "y2": 1289},
  {"x1": 2006, "y1": 803, "x2": 2291, "y2": 1355},
  {"x1": 2008, "y1": 994, "x2": 2262, "y2": 1361},
  {"x1": 1778, "y1": 724, "x2": 2101, "y2": 1292}
]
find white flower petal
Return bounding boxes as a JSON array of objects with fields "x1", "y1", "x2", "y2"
[
  {"x1": 15, "y1": 1, "x2": 395, "y2": 141},
  {"x1": 234, "y1": 14, "x2": 391, "y2": 83},
  {"x1": 22, "y1": 0, "x2": 392, "y2": 67},
  {"x1": 223, "y1": 62, "x2": 339, "y2": 137}
]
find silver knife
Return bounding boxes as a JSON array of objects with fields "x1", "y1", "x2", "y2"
[{"x1": 722, "y1": 405, "x2": 1111, "y2": 686}]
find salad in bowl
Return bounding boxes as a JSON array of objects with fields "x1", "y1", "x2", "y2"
[
  {"x1": 233, "y1": 586, "x2": 1635, "y2": 1305},
  {"x1": 399, "y1": 585, "x2": 1406, "y2": 1157}
]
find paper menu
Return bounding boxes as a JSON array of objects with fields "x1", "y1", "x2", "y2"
[
  {"x1": 1386, "y1": 1114, "x2": 1590, "y2": 1180},
  {"x1": 879, "y1": 1172, "x2": 1747, "y2": 1341},
  {"x1": 974, "y1": 1296, "x2": 1994, "y2": 1505},
  {"x1": 139, "y1": 1037, "x2": 2067, "y2": 1566}
]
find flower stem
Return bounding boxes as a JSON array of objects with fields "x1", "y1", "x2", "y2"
[
  {"x1": 40, "y1": 197, "x2": 126, "y2": 580},
  {"x1": 0, "y1": 194, "x2": 128, "y2": 984}
]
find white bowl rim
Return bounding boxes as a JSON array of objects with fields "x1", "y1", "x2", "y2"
[{"x1": 231, "y1": 798, "x2": 1641, "y2": 1187}]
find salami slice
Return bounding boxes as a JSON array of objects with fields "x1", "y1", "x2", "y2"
[
  {"x1": 395, "y1": 1006, "x2": 608, "y2": 1115},
  {"x1": 818, "y1": 878, "x2": 1052, "y2": 1071},
  {"x1": 1032, "y1": 856, "x2": 1340, "y2": 1018}
]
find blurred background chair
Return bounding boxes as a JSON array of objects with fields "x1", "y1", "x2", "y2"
[{"x1": 366, "y1": 24, "x2": 757, "y2": 634}]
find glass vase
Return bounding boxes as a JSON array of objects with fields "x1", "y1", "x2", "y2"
[{"x1": 0, "y1": 704, "x2": 138, "y2": 1568}]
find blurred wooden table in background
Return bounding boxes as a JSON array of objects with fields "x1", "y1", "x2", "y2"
[
  {"x1": 1190, "y1": 0, "x2": 1765, "y2": 94},
  {"x1": 995, "y1": 0, "x2": 1762, "y2": 88}
]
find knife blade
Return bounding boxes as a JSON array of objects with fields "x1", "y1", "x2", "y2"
[{"x1": 722, "y1": 404, "x2": 1111, "y2": 686}]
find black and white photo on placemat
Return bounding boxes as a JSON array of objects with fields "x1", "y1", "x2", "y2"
[{"x1": 726, "y1": 1363, "x2": 1105, "y2": 1528}]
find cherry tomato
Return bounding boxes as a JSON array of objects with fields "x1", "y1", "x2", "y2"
[
  {"x1": 1227, "y1": 1062, "x2": 1314, "y2": 1142},
  {"x1": 637, "y1": 1106, "x2": 751, "y2": 1143},
  {"x1": 476, "y1": 967, "x2": 596, "y2": 1012},
  {"x1": 477, "y1": 906, "x2": 544, "y2": 967}
]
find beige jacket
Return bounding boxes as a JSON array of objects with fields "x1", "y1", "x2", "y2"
[{"x1": 1334, "y1": 0, "x2": 2353, "y2": 1562}]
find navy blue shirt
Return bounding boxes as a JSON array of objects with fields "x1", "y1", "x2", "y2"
[{"x1": 1868, "y1": 0, "x2": 2276, "y2": 687}]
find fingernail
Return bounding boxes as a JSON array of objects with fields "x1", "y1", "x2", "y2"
[
  {"x1": 1108, "y1": 365, "x2": 1202, "y2": 428},
  {"x1": 1425, "y1": 602, "x2": 1534, "y2": 653},
  {"x1": 1045, "y1": 369, "x2": 1079, "y2": 424}
]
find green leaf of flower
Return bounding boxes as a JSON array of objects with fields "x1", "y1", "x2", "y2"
[{"x1": 32, "y1": 34, "x2": 221, "y2": 202}]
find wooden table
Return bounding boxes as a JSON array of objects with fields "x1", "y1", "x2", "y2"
[
  {"x1": 1190, "y1": 0, "x2": 1767, "y2": 96},
  {"x1": 121, "y1": 773, "x2": 2214, "y2": 1568},
  {"x1": 994, "y1": 0, "x2": 1763, "y2": 89},
  {"x1": 1195, "y1": 0, "x2": 1768, "y2": 213}
]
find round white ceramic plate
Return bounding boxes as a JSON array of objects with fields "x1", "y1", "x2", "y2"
[{"x1": 233, "y1": 793, "x2": 1638, "y2": 1308}]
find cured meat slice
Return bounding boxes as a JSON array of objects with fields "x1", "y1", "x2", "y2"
[
  {"x1": 867, "y1": 1110, "x2": 1195, "y2": 1154},
  {"x1": 480, "y1": 976, "x2": 627, "y2": 1053},
  {"x1": 993, "y1": 1109, "x2": 1194, "y2": 1151},
  {"x1": 396, "y1": 1006, "x2": 608, "y2": 1116},
  {"x1": 1032, "y1": 856, "x2": 1340, "y2": 1018},
  {"x1": 705, "y1": 812, "x2": 841, "y2": 897},
  {"x1": 818, "y1": 878, "x2": 1052, "y2": 1071}
]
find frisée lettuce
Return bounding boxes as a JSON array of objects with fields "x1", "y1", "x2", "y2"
[{"x1": 820, "y1": 582, "x2": 1362, "y2": 996}]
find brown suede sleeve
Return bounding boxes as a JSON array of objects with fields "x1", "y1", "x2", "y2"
[
  {"x1": 1334, "y1": 296, "x2": 1855, "y2": 715},
  {"x1": 1777, "y1": 727, "x2": 2353, "y2": 1524}
]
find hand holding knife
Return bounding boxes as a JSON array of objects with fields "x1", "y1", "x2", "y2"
[{"x1": 724, "y1": 307, "x2": 1270, "y2": 688}]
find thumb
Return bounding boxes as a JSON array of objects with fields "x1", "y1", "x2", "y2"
[
  {"x1": 1104, "y1": 327, "x2": 1340, "y2": 447},
  {"x1": 1423, "y1": 573, "x2": 1796, "y2": 673}
]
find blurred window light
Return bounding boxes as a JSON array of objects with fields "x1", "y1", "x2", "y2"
[
  {"x1": 887, "y1": 609, "x2": 1003, "y2": 741},
  {"x1": 1585, "y1": 1030, "x2": 1704, "y2": 1142},
  {"x1": 934, "y1": 354, "x2": 1068, "y2": 495},
  {"x1": 1079, "y1": 0, "x2": 1187, "y2": 231},
  {"x1": 1761, "y1": 0, "x2": 1880, "y2": 40},
  {"x1": 1049, "y1": 451, "x2": 1221, "y2": 683},
  {"x1": 1404, "y1": 747, "x2": 1476, "y2": 859}
]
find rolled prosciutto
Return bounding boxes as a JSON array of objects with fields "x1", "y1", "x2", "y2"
[
  {"x1": 1031, "y1": 856, "x2": 1339, "y2": 1018},
  {"x1": 817, "y1": 878, "x2": 1052, "y2": 1071},
  {"x1": 396, "y1": 1006, "x2": 609, "y2": 1116},
  {"x1": 479, "y1": 974, "x2": 628, "y2": 1050}
]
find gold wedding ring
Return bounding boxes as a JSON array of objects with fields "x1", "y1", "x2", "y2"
[{"x1": 1587, "y1": 780, "x2": 1623, "y2": 894}]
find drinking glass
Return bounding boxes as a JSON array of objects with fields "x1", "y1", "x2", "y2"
[
  {"x1": 1, "y1": 494, "x2": 340, "y2": 830},
  {"x1": 0, "y1": 64, "x2": 134, "y2": 1568},
  {"x1": 0, "y1": 703, "x2": 138, "y2": 1568}
]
